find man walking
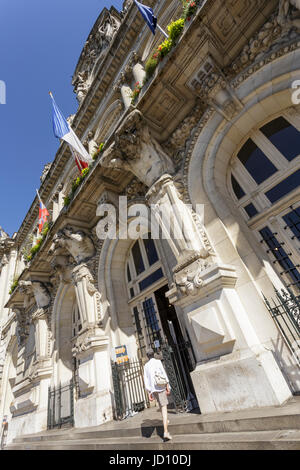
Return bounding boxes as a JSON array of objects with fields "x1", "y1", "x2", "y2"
[{"x1": 143, "y1": 348, "x2": 172, "y2": 441}]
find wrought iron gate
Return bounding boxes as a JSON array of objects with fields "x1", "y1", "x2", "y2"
[
  {"x1": 111, "y1": 358, "x2": 149, "y2": 420},
  {"x1": 264, "y1": 287, "x2": 300, "y2": 365},
  {"x1": 47, "y1": 379, "x2": 74, "y2": 429}
]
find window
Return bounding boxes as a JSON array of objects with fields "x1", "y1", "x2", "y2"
[
  {"x1": 244, "y1": 203, "x2": 258, "y2": 218},
  {"x1": 126, "y1": 235, "x2": 163, "y2": 300},
  {"x1": 231, "y1": 174, "x2": 245, "y2": 200},
  {"x1": 237, "y1": 138, "x2": 277, "y2": 184},
  {"x1": 229, "y1": 113, "x2": 300, "y2": 291},
  {"x1": 131, "y1": 240, "x2": 145, "y2": 276},
  {"x1": 260, "y1": 117, "x2": 300, "y2": 162},
  {"x1": 283, "y1": 207, "x2": 300, "y2": 242},
  {"x1": 260, "y1": 227, "x2": 300, "y2": 288},
  {"x1": 265, "y1": 169, "x2": 300, "y2": 204}
]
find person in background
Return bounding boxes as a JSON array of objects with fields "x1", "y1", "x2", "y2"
[{"x1": 143, "y1": 348, "x2": 172, "y2": 441}]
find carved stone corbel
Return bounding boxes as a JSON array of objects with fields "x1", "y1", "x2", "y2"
[
  {"x1": 48, "y1": 225, "x2": 96, "y2": 265},
  {"x1": 100, "y1": 110, "x2": 175, "y2": 187}
]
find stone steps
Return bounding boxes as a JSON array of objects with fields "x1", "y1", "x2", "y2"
[
  {"x1": 5, "y1": 397, "x2": 300, "y2": 450},
  {"x1": 6, "y1": 430, "x2": 300, "y2": 451}
]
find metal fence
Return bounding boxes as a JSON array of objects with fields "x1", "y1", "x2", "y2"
[
  {"x1": 47, "y1": 379, "x2": 74, "y2": 429},
  {"x1": 111, "y1": 358, "x2": 149, "y2": 420},
  {"x1": 264, "y1": 288, "x2": 300, "y2": 365}
]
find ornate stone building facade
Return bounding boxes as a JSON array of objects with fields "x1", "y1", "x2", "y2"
[{"x1": 1, "y1": 0, "x2": 300, "y2": 445}]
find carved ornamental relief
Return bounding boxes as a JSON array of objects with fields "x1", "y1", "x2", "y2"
[{"x1": 72, "y1": 11, "x2": 121, "y2": 104}]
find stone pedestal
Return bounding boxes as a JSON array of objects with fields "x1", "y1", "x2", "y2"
[
  {"x1": 167, "y1": 262, "x2": 293, "y2": 414},
  {"x1": 73, "y1": 333, "x2": 113, "y2": 428}
]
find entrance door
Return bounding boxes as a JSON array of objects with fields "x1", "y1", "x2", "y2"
[{"x1": 125, "y1": 236, "x2": 199, "y2": 412}]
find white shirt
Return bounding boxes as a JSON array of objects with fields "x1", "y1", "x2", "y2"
[{"x1": 143, "y1": 357, "x2": 170, "y2": 393}]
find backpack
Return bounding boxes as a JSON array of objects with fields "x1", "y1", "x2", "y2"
[{"x1": 154, "y1": 369, "x2": 168, "y2": 388}]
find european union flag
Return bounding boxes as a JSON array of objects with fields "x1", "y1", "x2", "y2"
[{"x1": 134, "y1": 0, "x2": 157, "y2": 35}]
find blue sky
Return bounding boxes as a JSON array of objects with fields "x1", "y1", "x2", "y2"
[{"x1": 0, "y1": 0, "x2": 123, "y2": 236}]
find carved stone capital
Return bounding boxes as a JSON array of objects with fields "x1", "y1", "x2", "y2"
[
  {"x1": 72, "y1": 328, "x2": 109, "y2": 357},
  {"x1": 167, "y1": 263, "x2": 238, "y2": 307}
]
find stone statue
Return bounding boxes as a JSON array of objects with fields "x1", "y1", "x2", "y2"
[
  {"x1": 19, "y1": 280, "x2": 51, "y2": 309},
  {"x1": 40, "y1": 163, "x2": 52, "y2": 184},
  {"x1": 278, "y1": 0, "x2": 300, "y2": 28},
  {"x1": 100, "y1": 110, "x2": 175, "y2": 187},
  {"x1": 48, "y1": 226, "x2": 95, "y2": 264}
]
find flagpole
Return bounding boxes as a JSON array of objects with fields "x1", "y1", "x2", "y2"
[
  {"x1": 36, "y1": 189, "x2": 42, "y2": 204},
  {"x1": 157, "y1": 23, "x2": 168, "y2": 38}
]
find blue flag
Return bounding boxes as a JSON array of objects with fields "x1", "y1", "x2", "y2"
[
  {"x1": 134, "y1": 0, "x2": 157, "y2": 35},
  {"x1": 50, "y1": 93, "x2": 70, "y2": 139}
]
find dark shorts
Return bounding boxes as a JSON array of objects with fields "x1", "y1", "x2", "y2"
[{"x1": 153, "y1": 390, "x2": 168, "y2": 407}]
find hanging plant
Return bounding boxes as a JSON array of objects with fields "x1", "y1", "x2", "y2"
[
  {"x1": 92, "y1": 142, "x2": 105, "y2": 160},
  {"x1": 131, "y1": 82, "x2": 142, "y2": 103}
]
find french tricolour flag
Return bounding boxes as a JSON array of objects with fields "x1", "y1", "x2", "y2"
[
  {"x1": 50, "y1": 92, "x2": 93, "y2": 172},
  {"x1": 36, "y1": 190, "x2": 49, "y2": 233}
]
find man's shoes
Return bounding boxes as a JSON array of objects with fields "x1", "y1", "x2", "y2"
[{"x1": 163, "y1": 432, "x2": 172, "y2": 441}]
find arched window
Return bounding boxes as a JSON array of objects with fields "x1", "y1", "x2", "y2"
[
  {"x1": 229, "y1": 112, "x2": 300, "y2": 291},
  {"x1": 126, "y1": 235, "x2": 166, "y2": 356},
  {"x1": 126, "y1": 236, "x2": 163, "y2": 299}
]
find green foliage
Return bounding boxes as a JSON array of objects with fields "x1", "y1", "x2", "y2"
[
  {"x1": 92, "y1": 142, "x2": 105, "y2": 160},
  {"x1": 182, "y1": 0, "x2": 197, "y2": 21},
  {"x1": 41, "y1": 221, "x2": 50, "y2": 238},
  {"x1": 9, "y1": 276, "x2": 19, "y2": 295},
  {"x1": 64, "y1": 165, "x2": 91, "y2": 207},
  {"x1": 145, "y1": 56, "x2": 159, "y2": 80},
  {"x1": 157, "y1": 38, "x2": 173, "y2": 58},
  {"x1": 131, "y1": 82, "x2": 142, "y2": 103},
  {"x1": 64, "y1": 195, "x2": 71, "y2": 207},
  {"x1": 167, "y1": 18, "x2": 185, "y2": 42},
  {"x1": 81, "y1": 167, "x2": 90, "y2": 178}
]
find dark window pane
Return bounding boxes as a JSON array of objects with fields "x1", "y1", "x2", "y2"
[
  {"x1": 139, "y1": 268, "x2": 163, "y2": 291},
  {"x1": 142, "y1": 297, "x2": 162, "y2": 348},
  {"x1": 283, "y1": 207, "x2": 300, "y2": 242},
  {"x1": 260, "y1": 226, "x2": 300, "y2": 286},
  {"x1": 238, "y1": 138, "x2": 277, "y2": 184},
  {"x1": 265, "y1": 170, "x2": 300, "y2": 204},
  {"x1": 127, "y1": 264, "x2": 131, "y2": 282},
  {"x1": 143, "y1": 237, "x2": 159, "y2": 266},
  {"x1": 260, "y1": 117, "x2": 300, "y2": 162},
  {"x1": 130, "y1": 287, "x2": 134, "y2": 298},
  {"x1": 133, "y1": 306, "x2": 142, "y2": 335},
  {"x1": 244, "y1": 203, "x2": 258, "y2": 218},
  {"x1": 131, "y1": 241, "x2": 145, "y2": 275},
  {"x1": 231, "y1": 174, "x2": 245, "y2": 200}
]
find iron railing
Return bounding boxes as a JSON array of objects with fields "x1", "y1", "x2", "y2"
[
  {"x1": 111, "y1": 358, "x2": 149, "y2": 420},
  {"x1": 47, "y1": 379, "x2": 74, "y2": 429},
  {"x1": 264, "y1": 288, "x2": 300, "y2": 365}
]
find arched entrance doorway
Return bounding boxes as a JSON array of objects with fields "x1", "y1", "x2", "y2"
[{"x1": 114, "y1": 234, "x2": 199, "y2": 416}]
